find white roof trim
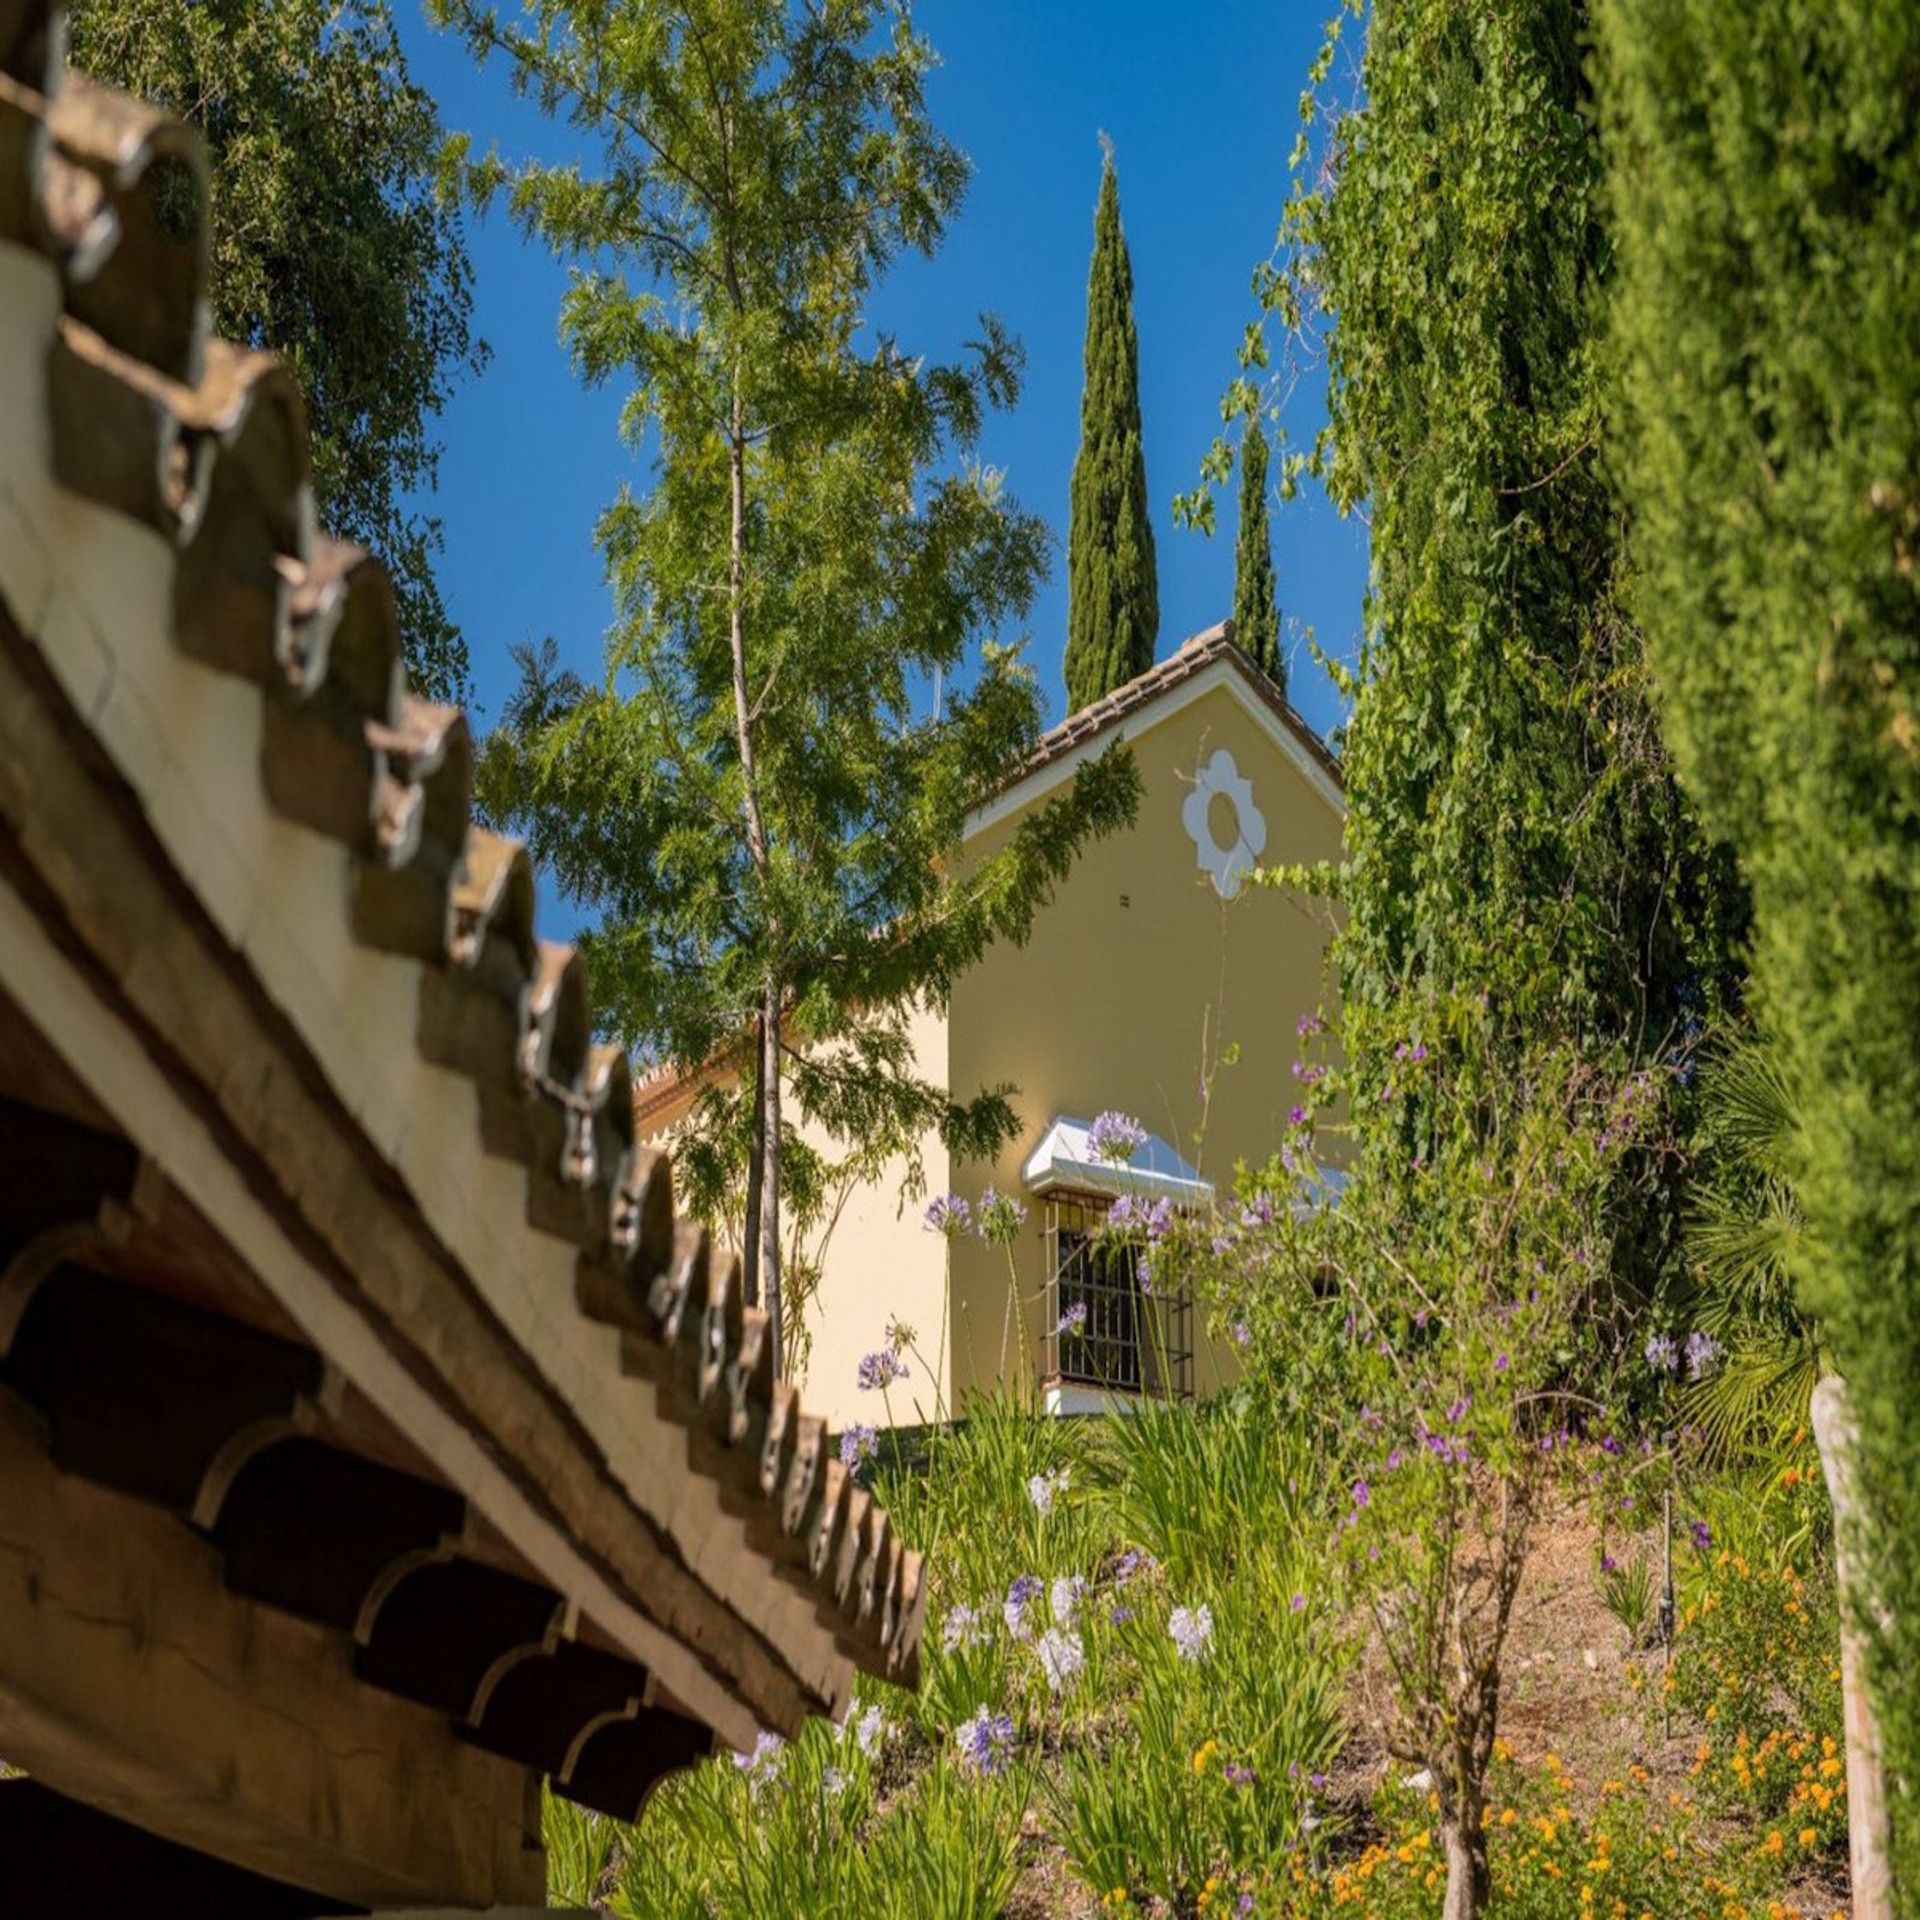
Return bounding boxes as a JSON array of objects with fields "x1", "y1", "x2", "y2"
[
  {"x1": 965, "y1": 653, "x2": 1345, "y2": 841},
  {"x1": 1021, "y1": 1114, "x2": 1214, "y2": 1208}
]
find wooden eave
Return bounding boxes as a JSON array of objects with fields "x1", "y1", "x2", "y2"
[{"x1": 0, "y1": 3, "x2": 922, "y2": 1896}]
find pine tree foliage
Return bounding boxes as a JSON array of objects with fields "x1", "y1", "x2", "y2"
[
  {"x1": 1600, "y1": 1, "x2": 1920, "y2": 1893},
  {"x1": 1064, "y1": 153, "x2": 1158, "y2": 712},
  {"x1": 435, "y1": 0, "x2": 1138, "y2": 1371},
  {"x1": 69, "y1": 0, "x2": 485, "y2": 699},
  {"x1": 1231, "y1": 417, "x2": 1281, "y2": 684}
]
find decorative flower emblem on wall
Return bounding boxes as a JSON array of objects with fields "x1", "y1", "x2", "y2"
[{"x1": 1181, "y1": 747, "x2": 1267, "y2": 899}]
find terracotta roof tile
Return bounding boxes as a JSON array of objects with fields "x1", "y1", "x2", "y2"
[{"x1": 1002, "y1": 619, "x2": 1342, "y2": 797}]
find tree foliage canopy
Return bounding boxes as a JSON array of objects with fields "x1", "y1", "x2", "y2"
[
  {"x1": 438, "y1": 0, "x2": 1137, "y2": 1364},
  {"x1": 1064, "y1": 152, "x2": 1158, "y2": 713},
  {"x1": 69, "y1": 0, "x2": 485, "y2": 698},
  {"x1": 1600, "y1": 0, "x2": 1920, "y2": 1891},
  {"x1": 1253, "y1": 0, "x2": 1742, "y2": 1269}
]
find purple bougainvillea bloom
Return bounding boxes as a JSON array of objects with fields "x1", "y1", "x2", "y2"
[
  {"x1": 1087, "y1": 1110, "x2": 1149, "y2": 1164},
  {"x1": 856, "y1": 1349, "x2": 908, "y2": 1392},
  {"x1": 923, "y1": 1192, "x2": 971, "y2": 1237},
  {"x1": 955, "y1": 1705, "x2": 1015, "y2": 1777},
  {"x1": 1169, "y1": 1603, "x2": 1214, "y2": 1663},
  {"x1": 1036, "y1": 1627, "x2": 1085, "y2": 1693},
  {"x1": 838, "y1": 1423, "x2": 878, "y2": 1472}
]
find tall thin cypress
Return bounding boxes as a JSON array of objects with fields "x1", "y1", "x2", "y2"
[
  {"x1": 1064, "y1": 149, "x2": 1157, "y2": 711},
  {"x1": 1231, "y1": 417, "x2": 1281, "y2": 684}
]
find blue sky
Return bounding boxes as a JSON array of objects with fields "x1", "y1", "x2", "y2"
[{"x1": 395, "y1": 1, "x2": 1369, "y2": 748}]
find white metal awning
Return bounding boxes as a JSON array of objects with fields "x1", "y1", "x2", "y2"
[{"x1": 1020, "y1": 1114, "x2": 1213, "y2": 1208}]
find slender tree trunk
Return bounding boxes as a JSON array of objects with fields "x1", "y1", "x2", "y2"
[
  {"x1": 1812, "y1": 1372, "x2": 1894, "y2": 1920},
  {"x1": 1440, "y1": 1777, "x2": 1491, "y2": 1920},
  {"x1": 723, "y1": 365, "x2": 782, "y2": 1375},
  {"x1": 759, "y1": 986, "x2": 783, "y2": 1375},
  {"x1": 742, "y1": 1013, "x2": 765, "y2": 1309}
]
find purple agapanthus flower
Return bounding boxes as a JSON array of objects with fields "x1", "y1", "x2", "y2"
[
  {"x1": 1036, "y1": 1626, "x2": 1085, "y2": 1692},
  {"x1": 856, "y1": 1349, "x2": 908, "y2": 1392},
  {"x1": 1645, "y1": 1332, "x2": 1679, "y2": 1375},
  {"x1": 1114, "y1": 1548, "x2": 1152, "y2": 1584},
  {"x1": 733, "y1": 1729, "x2": 784, "y2": 1794},
  {"x1": 1684, "y1": 1330, "x2": 1722, "y2": 1381},
  {"x1": 955, "y1": 1705, "x2": 1015, "y2": 1777},
  {"x1": 1169, "y1": 1602, "x2": 1214, "y2": 1663},
  {"x1": 941, "y1": 1604, "x2": 986, "y2": 1654},
  {"x1": 1056, "y1": 1300, "x2": 1089, "y2": 1337},
  {"x1": 923, "y1": 1192, "x2": 971, "y2": 1237},
  {"x1": 1087, "y1": 1110, "x2": 1149, "y2": 1164},
  {"x1": 1050, "y1": 1574, "x2": 1087, "y2": 1626},
  {"x1": 838, "y1": 1423, "x2": 878, "y2": 1472},
  {"x1": 1003, "y1": 1573, "x2": 1042, "y2": 1640},
  {"x1": 976, "y1": 1185, "x2": 1028, "y2": 1247},
  {"x1": 1028, "y1": 1466, "x2": 1070, "y2": 1515}
]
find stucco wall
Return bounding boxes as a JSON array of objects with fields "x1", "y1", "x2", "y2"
[
  {"x1": 789, "y1": 999, "x2": 953, "y2": 1432},
  {"x1": 944, "y1": 669, "x2": 1344, "y2": 1410}
]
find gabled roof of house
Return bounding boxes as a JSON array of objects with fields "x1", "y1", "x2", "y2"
[
  {"x1": 966, "y1": 620, "x2": 1344, "y2": 838},
  {"x1": 0, "y1": 1, "x2": 920, "y2": 1846},
  {"x1": 629, "y1": 627, "x2": 1344, "y2": 1136}
]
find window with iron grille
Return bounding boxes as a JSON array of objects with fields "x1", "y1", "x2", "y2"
[{"x1": 1040, "y1": 1191, "x2": 1193, "y2": 1400}]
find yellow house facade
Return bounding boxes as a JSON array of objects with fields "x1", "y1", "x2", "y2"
[{"x1": 639, "y1": 624, "x2": 1345, "y2": 1434}]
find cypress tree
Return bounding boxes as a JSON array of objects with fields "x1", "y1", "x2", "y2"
[
  {"x1": 1064, "y1": 151, "x2": 1157, "y2": 711},
  {"x1": 1602, "y1": 0, "x2": 1920, "y2": 1895},
  {"x1": 1231, "y1": 417, "x2": 1281, "y2": 684}
]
